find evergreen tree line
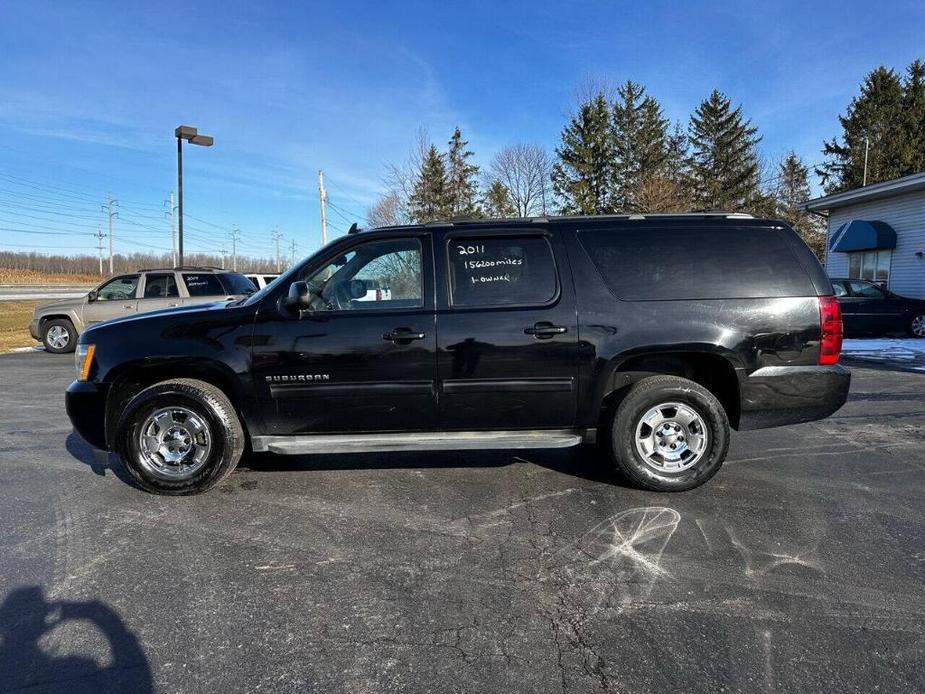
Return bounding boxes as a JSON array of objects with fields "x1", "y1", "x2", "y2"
[{"x1": 370, "y1": 59, "x2": 925, "y2": 259}]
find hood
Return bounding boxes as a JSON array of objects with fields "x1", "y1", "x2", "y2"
[
  {"x1": 80, "y1": 299, "x2": 240, "y2": 341},
  {"x1": 35, "y1": 296, "x2": 85, "y2": 314}
]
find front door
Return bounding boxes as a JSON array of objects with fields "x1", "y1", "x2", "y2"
[
  {"x1": 435, "y1": 230, "x2": 579, "y2": 430},
  {"x1": 84, "y1": 273, "x2": 140, "y2": 325},
  {"x1": 250, "y1": 235, "x2": 437, "y2": 436}
]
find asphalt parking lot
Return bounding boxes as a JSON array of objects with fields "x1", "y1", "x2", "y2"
[{"x1": 0, "y1": 352, "x2": 923, "y2": 693}]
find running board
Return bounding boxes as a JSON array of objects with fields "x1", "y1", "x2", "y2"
[{"x1": 251, "y1": 430, "x2": 585, "y2": 455}]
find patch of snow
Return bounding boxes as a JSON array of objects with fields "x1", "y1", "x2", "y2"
[{"x1": 841, "y1": 338, "x2": 925, "y2": 362}]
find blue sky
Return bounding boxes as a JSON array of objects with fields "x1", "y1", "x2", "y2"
[{"x1": 1, "y1": 0, "x2": 923, "y2": 260}]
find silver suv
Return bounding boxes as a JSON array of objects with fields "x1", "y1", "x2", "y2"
[{"x1": 29, "y1": 267, "x2": 256, "y2": 353}]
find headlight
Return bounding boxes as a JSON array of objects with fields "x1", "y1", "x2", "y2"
[{"x1": 75, "y1": 344, "x2": 96, "y2": 381}]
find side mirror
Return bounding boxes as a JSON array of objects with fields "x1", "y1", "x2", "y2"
[
  {"x1": 283, "y1": 281, "x2": 312, "y2": 312},
  {"x1": 88, "y1": 290, "x2": 98, "y2": 302}
]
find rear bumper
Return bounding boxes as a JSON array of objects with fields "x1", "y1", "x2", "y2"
[
  {"x1": 737, "y1": 364, "x2": 850, "y2": 430},
  {"x1": 65, "y1": 380, "x2": 110, "y2": 450}
]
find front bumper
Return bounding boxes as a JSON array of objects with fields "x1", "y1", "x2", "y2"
[
  {"x1": 28, "y1": 319, "x2": 41, "y2": 341},
  {"x1": 65, "y1": 380, "x2": 110, "y2": 450},
  {"x1": 738, "y1": 364, "x2": 851, "y2": 430}
]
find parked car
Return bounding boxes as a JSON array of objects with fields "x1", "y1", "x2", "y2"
[
  {"x1": 244, "y1": 273, "x2": 279, "y2": 290},
  {"x1": 354, "y1": 278, "x2": 392, "y2": 302},
  {"x1": 65, "y1": 213, "x2": 849, "y2": 495},
  {"x1": 30, "y1": 267, "x2": 256, "y2": 353},
  {"x1": 830, "y1": 278, "x2": 925, "y2": 337}
]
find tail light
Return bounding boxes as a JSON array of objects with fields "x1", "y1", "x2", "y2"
[
  {"x1": 818, "y1": 295, "x2": 843, "y2": 365},
  {"x1": 376, "y1": 288, "x2": 382, "y2": 301}
]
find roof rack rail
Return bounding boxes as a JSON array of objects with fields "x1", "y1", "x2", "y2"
[{"x1": 138, "y1": 265, "x2": 224, "y2": 272}]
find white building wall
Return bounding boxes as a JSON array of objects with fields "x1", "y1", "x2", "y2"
[{"x1": 824, "y1": 189, "x2": 925, "y2": 298}]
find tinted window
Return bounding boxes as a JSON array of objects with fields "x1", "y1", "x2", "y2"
[
  {"x1": 847, "y1": 280, "x2": 886, "y2": 298},
  {"x1": 577, "y1": 226, "x2": 814, "y2": 301},
  {"x1": 97, "y1": 274, "x2": 139, "y2": 301},
  {"x1": 143, "y1": 273, "x2": 178, "y2": 298},
  {"x1": 447, "y1": 236, "x2": 557, "y2": 307},
  {"x1": 220, "y1": 272, "x2": 257, "y2": 294},
  {"x1": 301, "y1": 238, "x2": 423, "y2": 311},
  {"x1": 182, "y1": 273, "x2": 224, "y2": 297},
  {"x1": 832, "y1": 281, "x2": 848, "y2": 297}
]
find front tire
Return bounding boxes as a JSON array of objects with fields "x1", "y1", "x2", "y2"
[
  {"x1": 909, "y1": 313, "x2": 925, "y2": 338},
  {"x1": 42, "y1": 318, "x2": 76, "y2": 353},
  {"x1": 115, "y1": 379, "x2": 244, "y2": 495},
  {"x1": 609, "y1": 375, "x2": 729, "y2": 492}
]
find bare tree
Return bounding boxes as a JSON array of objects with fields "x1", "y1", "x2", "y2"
[
  {"x1": 366, "y1": 191, "x2": 409, "y2": 228},
  {"x1": 487, "y1": 144, "x2": 552, "y2": 217}
]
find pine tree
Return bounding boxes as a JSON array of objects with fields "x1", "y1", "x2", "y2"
[
  {"x1": 817, "y1": 66, "x2": 906, "y2": 192},
  {"x1": 551, "y1": 92, "x2": 616, "y2": 214},
  {"x1": 446, "y1": 127, "x2": 481, "y2": 217},
  {"x1": 407, "y1": 145, "x2": 450, "y2": 223},
  {"x1": 686, "y1": 90, "x2": 763, "y2": 212},
  {"x1": 482, "y1": 180, "x2": 516, "y2": 218},
  {"x1": 900, "y1": 60, "x2": 925, "y2": 175},
  {"x1": 775, "y1": 152, "x2": 825, "y2": 259},
  {"x1": 612, "y1": 81, "x2": 670, "y2": 211}
]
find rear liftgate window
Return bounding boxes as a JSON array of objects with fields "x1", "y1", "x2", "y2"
[
  {"x1": 577, "y1": 226, "x2": 815, "y2": 300},
  {"x1": 447, "y1": 236, "x2": 557, "y2": 307}
]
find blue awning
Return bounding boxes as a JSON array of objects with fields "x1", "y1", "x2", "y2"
[{"x1": 828, "y1": 219, "x2": 897, "y2": 252}]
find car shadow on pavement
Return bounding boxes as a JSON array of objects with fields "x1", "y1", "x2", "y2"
[
  {"x1": 0, "y1": 585, "x2": 152, "y2": 693},
  {"x1": 240, "y1": 444, "x2": 623, "y2": 486},
  {"x1": 65, "y1": 432, "x2": 143, "y2": 490}
]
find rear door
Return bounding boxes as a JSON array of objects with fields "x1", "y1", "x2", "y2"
[
  {"x1": 138, "y1": 272, "x2": 181, "y2": 314},
  {"x1": 435, "y1": 229, "x2": 579, "y2": 430}
]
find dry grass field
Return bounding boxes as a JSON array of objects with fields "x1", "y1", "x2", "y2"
[
  {"x1": 0, "y1": 300, "x2": 42, "y2": 352},
  {"x1": 0, "y1": 268, "x2": 99, "y2": 284}
]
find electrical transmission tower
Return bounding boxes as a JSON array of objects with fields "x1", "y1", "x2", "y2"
[
  {"x1": 272, "y1": 227, "x2": 284, "y2": 272},
  {"x1": 102, "y1": 193, "x2": 118, "y2": 275},
  {"x1": 95, "y1": 226, "x2": 106, "y2": 276},
  {"x1": 289, "y1": 238, "x2": 298, "y2": 266},
  {"x1": 318, "y1": 170, "x2": 328, "y2": 246},
  {"x1": 165, "y1": 193, "x2": 176, "y2": 267},
  {"x1": 230, "y1": 227, "x2": 242, "y2": 271}
]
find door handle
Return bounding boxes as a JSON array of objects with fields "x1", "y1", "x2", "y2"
[
  {"x1": 383, "y1": 328, "x2": 426, "y2": 342},
  {"x1": 123, "y1": 304, "x2": 135, "y2": 310},
  {"x1": 167, "y1": 303, "x2": 178, "y2": 308},
  {"x1": 524, "y1": 322, "x2": 567, "y2": 339}
]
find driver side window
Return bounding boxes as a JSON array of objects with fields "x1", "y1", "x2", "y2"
[
  {"x1": 302, "y1": 238, "x2": 423, "y2": 312},
  {"x1": 97, "y1": 274, "x2": 139, "y2": 301}
]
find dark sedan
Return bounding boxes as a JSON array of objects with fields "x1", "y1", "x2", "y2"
[{"x1": 831, "y1": 278, "x2": 925, "y2": 337}]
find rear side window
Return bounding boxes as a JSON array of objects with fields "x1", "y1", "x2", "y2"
[
  {"x1": 219, "y1": 272, "x2": 257, "y2": 294},
  {"x1": 182, "y1": 273, "x2": 224, "y2": 297},
  {"x1": 577, "y1": 226, "x2": 814, "y2": 300},
  {"x1": 143, "y1": 273, "x2": 178, "y2": 298},
  {"x1": 447, "y1": 236, "x2": 557, "y2": 307}
]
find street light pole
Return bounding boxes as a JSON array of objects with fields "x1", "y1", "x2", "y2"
[{"x1": 175, "y1": 125, "x2": 214, "y2": 267}]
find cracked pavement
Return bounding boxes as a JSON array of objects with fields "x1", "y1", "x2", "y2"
[{"x1": 0, "y1": 351, "x2": 923, "y2": 692}]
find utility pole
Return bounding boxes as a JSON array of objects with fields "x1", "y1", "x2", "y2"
[
  {"x1": 318, "y1": 170, "x2": 328, "y2": 246},
  {"x1": 219, "y1": 247, "x2": 228, "y2": 270},
  {"x1": 230, "y1": 227, "x2": 241, "y2": 272},
  {"x1": 272, "y1": 226, "x2": 284, "y2": 272},
  {"x1": 102, "y1": 193, "x2": 118, "y2": 275},
  {"x1": 862, "y1": 136, "x2": 870, "y2": 186},
  {"x1": 95, "y1": 225, "x2": 105, "y2": 276},
  {"x1": 165, "y1": 192, "x2": 177, "y2": 267},
  {"x1": 289, "y1": 238, "x2": 298, "y2": 266}
]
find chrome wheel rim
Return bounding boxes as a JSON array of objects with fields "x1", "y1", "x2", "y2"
[
  {"x1": 912, "y1": 315, "x2": 925, "y2": 337},
  {"x1": 634, "y1": 402, "x2": 709, "y2": 472},
  {"x1": 137, "y1": 406, "x2": 212, "y2": 480},
  {"x1": 46, "y1": 325, "x2": 69, "y2": 349}
]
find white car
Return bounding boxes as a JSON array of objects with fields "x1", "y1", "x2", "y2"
[{"x1": 245, "y1": 273, "x2": 279, "y2": 290}]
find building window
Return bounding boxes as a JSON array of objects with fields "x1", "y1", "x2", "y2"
[{"x1": 848, "y1": 249, "x2": 891, "y2": 282}]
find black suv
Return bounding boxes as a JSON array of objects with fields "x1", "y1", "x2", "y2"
[{"x1": 66, "y1": 214, "x2": 850, "y2": 495}]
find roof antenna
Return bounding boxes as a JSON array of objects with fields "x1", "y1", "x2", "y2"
[{"x1": 347, "y1": 222, "x2": 359, "y2": 235}]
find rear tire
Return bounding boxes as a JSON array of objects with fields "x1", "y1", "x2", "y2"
[
  {"x1": 115, "y1": 379, "x2": 244, "y2": 495},
  {"x1": 608, "y1": 375, "x2": 729, "y2": 492},
  {"x1": 42, "y1": 318, "x2": 76, "y2": 353},
  {"x1": 909, "y1": 313, "x2": 925, "y2": 338}
]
